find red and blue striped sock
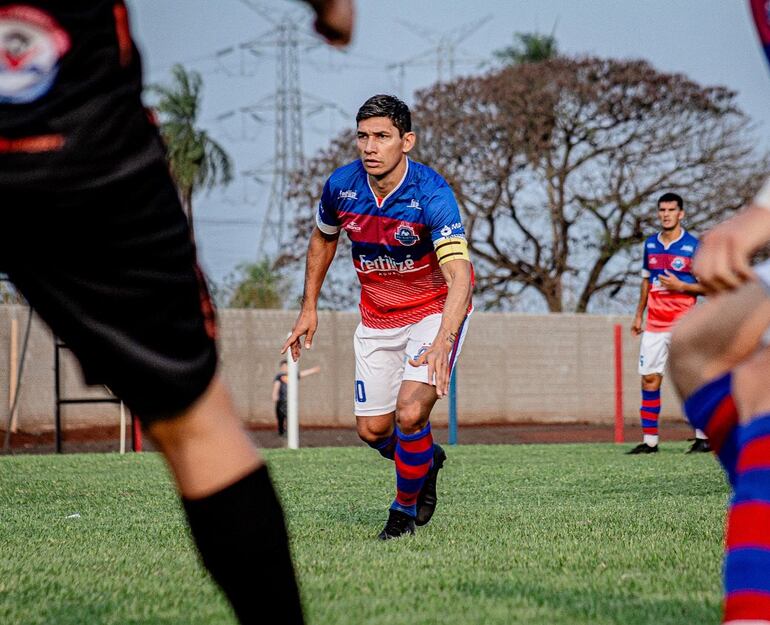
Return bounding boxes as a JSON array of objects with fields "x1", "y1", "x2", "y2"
[
  {"x1": 641, "y1": 389, "x2": 661, "y2": 442},
  {"x1": 391, "y1": 423, "x2": 434, "y2": 518},
  {"x1": 683, "y1": 373, "x2": 739, "y2": 486},
  {"x1": 724, "y1": 415, "x2": 770, "y2": 623},
  {"x1": 367, "y1": 431, "x2": 397, "y2": 460}
]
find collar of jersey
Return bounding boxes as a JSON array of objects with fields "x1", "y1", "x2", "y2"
[
  {"x1": 366, "y1": 157, "x2": 410, "y2": 207},
  {"x1": 656, "y1": 228, "x2": 686, "y2": 250}
]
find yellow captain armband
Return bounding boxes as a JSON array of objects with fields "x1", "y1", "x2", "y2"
[{"x1": 434, "y1": 236, "x2": 470, "y2": 266}]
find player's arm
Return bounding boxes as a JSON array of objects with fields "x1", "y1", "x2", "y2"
[
  {"x1": 299, "y1": 365, "x2": 321, "y2": 378},
  {"x1": 301, "y1": 0, "x2": 354, "y2": 46},
  {"x1": 693, "y1": 178, "x2": 770, "y2": 293},
  {"x1": 632, "y1": 248, "x2": 651, "y2": 336},
  {"x1": 281, "y1": 226, "x2": 339, "y2": 361},
  {"x1": 271, "y1": 379, "x2": 281, "y2": 403},
  {"x1": 657, "y1": 272, "x2": 707, "y2": 295}
]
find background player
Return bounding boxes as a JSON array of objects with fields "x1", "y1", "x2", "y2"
[
  {"x1": 272, "y1": 360, "x2": 320, "y2": 436},
  {"x1": 282, "y1": 94, "x2": 473, "y2": 540},
  {"x1": 0, "y1": 1, "x2": 353, "y2": 623},
  {"x1": 668, "y1": 177, "x2": 770, "y2": 624},
  {"x1": 628, "y1": 192, "x2": 706, "y2": 454}
]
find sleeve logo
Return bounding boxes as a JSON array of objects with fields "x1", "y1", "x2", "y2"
[{"x1": 0, "y1": 5, "x2": 71, "y2": 104}]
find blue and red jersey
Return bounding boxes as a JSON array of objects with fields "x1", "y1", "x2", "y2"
[
  {"x1": 316, "y1": 158, "x2": 471, "y2": 329},
  {"x1": 641, "y1": 229, "x2": 699, "y2": 332}
]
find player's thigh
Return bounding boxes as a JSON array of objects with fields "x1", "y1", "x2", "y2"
[
  {"x1": 671, "y1": 280, "x2": 770, "y2": 374},
  {"x1": 638, "y1": 331, "x2": 671, "y2": 376},
  {"x1": 4, "y1": 164, "x2": 217, "y2": 424},
  {"x1": 353, "y1": 323, "x2": 406, "y2": 417},
  {"x1": 733, "y1": 343, "x2": 770, "y2": 421}
]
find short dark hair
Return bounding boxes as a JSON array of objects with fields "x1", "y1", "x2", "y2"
[
  {"x1": 356, "y1": 95, "x2": 411, "y2": 136},
  {"x1": 279, "y1": 359, "x2": 287, "y2": 367},
  {"x1": 657, "y1": 192, "x2": 683, "y2": 209}
]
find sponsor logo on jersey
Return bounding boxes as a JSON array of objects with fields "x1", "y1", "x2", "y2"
[
  {"x1": 338, "y1": 189, "x2": 357, "y2": 200},
  {"x1": 647, "y1": 243, "x2": 656, "y2": 249},
  {"x1": 357, "y1": 254, "x2": 417, "y2": 274},
  {"x1": 408, "y1": 199, "x2": 421, "y2": 210},
  {"x1": 0, "y1": 5, "x2": 71, "y2": 104},
  {"x1": 395, "y1": 224, "x2": 419, "y2": 246},
  {"x1": 649, "y1": 257, "x2": 658, "y2": 265},
  {"x1": 345, "y1": 221, "x2": 362, "y2": 232},
  {"x1": 671, "y1": 256, "x2": 686, "y2": 271},
  {"x1": 681, "y1": 245, "x2": 694, "y2": 252}
]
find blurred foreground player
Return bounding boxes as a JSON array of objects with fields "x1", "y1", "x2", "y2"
[
  {"x1": 0, "y1": 1, "x2": 353, "y2": 623},
  {"x1": 628, "y1": 193, "x2": 706, "y2": 454},
  {"x1": 283, "y1": 95, "x2": 473, "y2": 540},
  {"x1": 669, "y1": 177, "x2": 770, "y2": 624}
]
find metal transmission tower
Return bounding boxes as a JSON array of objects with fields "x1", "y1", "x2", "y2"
[
  {"x1": 238, "y1": 0, "x2": 319, "y2": 256},
  {"x1": 387, "y1": 15, "x2": 493, "y2": 94}
]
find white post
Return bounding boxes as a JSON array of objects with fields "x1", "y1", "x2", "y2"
[{"x1": 286, "y1": 340, "x2": 300, "y2": 450}]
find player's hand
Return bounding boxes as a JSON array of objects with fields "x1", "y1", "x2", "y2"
[
  {"x1": 631, "y1": 314, "x2": 643, "y2": 336},
  {"x1": 408, "y1": 338, "x2": 453, "y2": 399},
  {"x1": 694, "y1": 205, "x2": 770, "y2": 294},
  {"x1": 658, "y1": 270, "x2": 684, "y2": 292},
  {"x1": 307, "y1": 0, "x2": 354, "y2": 47},
  {"x1": 281, "y1": 309, "x2": 318, "y2": 362}
]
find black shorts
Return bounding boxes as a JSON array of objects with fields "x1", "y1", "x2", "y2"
[{"x1": 0, "y1": 163, "x2": 218, "y2": 423}]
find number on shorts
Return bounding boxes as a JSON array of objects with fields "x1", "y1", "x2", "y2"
[{"x1": 355, "y1": 380, "x2": 367, "y2": 403}]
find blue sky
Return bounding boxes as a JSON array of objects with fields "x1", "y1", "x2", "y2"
[{"x1": 126, "y1": 0, "x2": 770, "y2": 285}]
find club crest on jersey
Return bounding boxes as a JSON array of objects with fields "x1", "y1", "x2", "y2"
[
  {"x1": 0, "y1": 5, "x2": 71, "y2": 104},
  {"x1": 671, "y1": 256, "x2": 686, "y2": 271},
  {"x1": 395, "y1": 224, "x2": 419, "y2": 246}
]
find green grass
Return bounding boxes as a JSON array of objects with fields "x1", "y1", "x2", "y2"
[{"x1": 0, "y1": 443, "x2": 727, "y2": 625}]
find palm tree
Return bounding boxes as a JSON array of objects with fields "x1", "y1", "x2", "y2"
[
  {"x1": 150, "y1": 64, "x2": 233, "y2": 240},
  {"x1": 494, "y1": 32, "x2": 559, "y2": 65}
]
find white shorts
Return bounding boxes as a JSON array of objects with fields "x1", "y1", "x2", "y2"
[
  {"x1": 638, "y1": 330, "x2": 672, "y2": 375},
  {"x1": 353, "y1": 312, "x2": 470, "y2": 416}
]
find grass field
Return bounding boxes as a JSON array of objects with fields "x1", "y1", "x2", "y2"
[{"x1": 0, "y1": 443, "x2": 728, "y2": 625}]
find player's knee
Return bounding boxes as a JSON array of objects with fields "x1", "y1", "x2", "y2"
[
  {"x1": 641, "y1": 374, "x2": 662, "y2": 391},
  {"x1": 356, "y1": 420, "x2": 391, "y2": 444},
  {"x1": 669, "y1": 324, "x2": 702, "y2": 396},
  {"x1": 395, "y1": 401, "x2": 427, "y2": 434}
]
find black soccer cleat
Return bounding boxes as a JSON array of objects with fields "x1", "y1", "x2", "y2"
[
  {"x1": 415, "y1": 444, "x2": 447, "y2": 527},
  {"x1": 686, "y1": 438, "x2": 711, "y2": 454},
  {"x1": 377, "y1": 509, "x2": 415, "y2": 541},
  {"x1": 626, "y1": 442, "x2": 659, "y2": 455}
]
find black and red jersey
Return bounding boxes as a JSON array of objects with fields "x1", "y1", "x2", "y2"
[{"x1": 0, "y1": 1, "x2": 165, "y2": 189}]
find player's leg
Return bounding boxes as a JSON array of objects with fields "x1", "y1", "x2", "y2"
[
  {"x1": 629, "y1": 331, "x2": 668, "y2": 453},
  {"x1": 669, "y1": 280, "x2": 770, "y2": 484},
  {"x1": 719, "y1": 344, "x2": 770, "y2": 624},
  {"x1": 353, "y1": 322, "x2": 405, "y2": 460},
  {"x1": 276, "y1": 401, "x2": 287, "y2": 436},
  {"x1": 4, "y1": 170, "x2": 304, "y2": 624}
]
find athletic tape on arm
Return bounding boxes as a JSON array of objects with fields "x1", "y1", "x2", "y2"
[{"x1": 434, "y1": 237, "x2": 470, "y2": 266}]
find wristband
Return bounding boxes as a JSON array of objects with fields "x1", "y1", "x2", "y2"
[{"x1": 756, "y1": 176, "x2": 770, "y2": 211}]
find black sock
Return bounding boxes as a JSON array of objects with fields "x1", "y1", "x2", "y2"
[{"x1": 182, "y1": 466, "x2": 304, "y2": 625}]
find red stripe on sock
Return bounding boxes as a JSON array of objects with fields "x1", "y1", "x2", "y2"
[
  {"x1": 641, "y1": 399, "x2": 661, "y2": 408},
  {"x1": 726, "y1": 502, "x2": 770, "y2": 550},
  {"x1": 395, "y1": 456, "x2": 432, "y2": 480},
  {"x1": 705, "y1": 395, "x2": 738, "y2": 455},
  {"x1": 398, "y1": 435, "x2": 433, "y2": 454},
  {"x1": 737, "y1": 436, "x2": 770, "y2": 473},
  {"x1": 640, "y1": 410, "x2": 659, "y2": 420},
  {"x1": 724, "y1": 590, "x2": 770, "y2": 622},
  {"x1": 396, "y1": 490, "x2": 420, "y2": 506}
]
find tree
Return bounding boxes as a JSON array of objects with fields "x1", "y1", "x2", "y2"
[
  {"x1": 150, "y1": 65, "x2": 233, "y2": 240},
  {"x1": 285, "y1": 57, "x2": 769, "y2": 313},
  {"x1": 221, "y1": 259, "x2": 290, "y2": 309},
  {"x1": 494, "y1": 32, "x2": 558, "y2": 65}
]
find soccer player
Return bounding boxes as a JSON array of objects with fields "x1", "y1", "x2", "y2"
[
  {"x1": 0, "y1": 1, "x2": 353, "y2": 624},
  {"x1": 627, "y1": 193, "x2": 706, "y2": 454},
  {"x1": 668, "y1": 178, "x2": 770, "y2": 624},
  {"x1": 272, "y1": 360, "x2": 321, "y2": 436},
  {"x1": 282, "y1": 94, "x2": 473, "y2": 540}
]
